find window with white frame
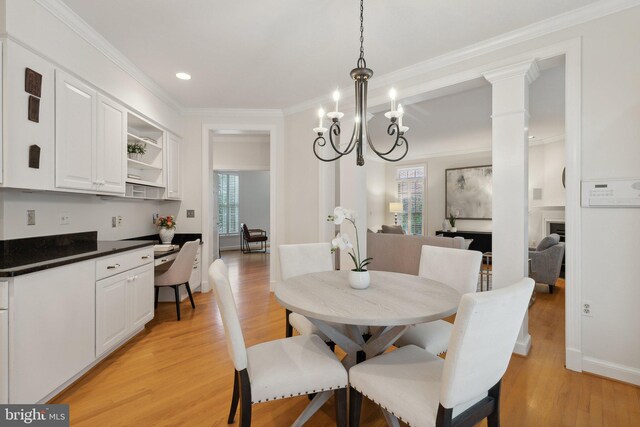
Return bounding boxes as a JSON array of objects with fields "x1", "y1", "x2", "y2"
[
  {"x1": 396, "y1": 166, "x2": 425, "y2": 235},
  {"x1": 218, "y1": 173, "x2": 239, "y2": 235}
]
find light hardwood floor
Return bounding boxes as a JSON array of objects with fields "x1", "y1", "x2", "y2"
[{"x1": 52, "y1": 251, "x2": 640, "y2": 426}]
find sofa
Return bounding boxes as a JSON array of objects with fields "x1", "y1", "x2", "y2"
[
  {"x1": 528, "y1": 233, "x2": 565, "y2": 293},
  {"x1": 367, "y1": 232, "x2": 466, "y2": 275}
]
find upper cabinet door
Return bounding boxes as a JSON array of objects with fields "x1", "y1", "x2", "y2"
[
  {"x1": 55, "y1": 70, "x2": 97, "y2": 191},
  {"x1": 96, "y1": 95, "x2": 126, "y2": 194},
  {"x1": 166, "y1": 133, "x2": 182, "y2": 199}
]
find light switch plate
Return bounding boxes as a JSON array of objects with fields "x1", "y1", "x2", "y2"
[{"x1": 27, "y1": 210, "x2": 36, "y2": 226}]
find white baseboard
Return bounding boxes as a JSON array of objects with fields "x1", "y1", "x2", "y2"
[
  {"x1": 565, "y1": 347, "x2": 583, "y2": 372},
  {"x1": 582, "y1": 356, "x2": 640, "y2": 386},
  {"x1": 513, "y1": 333, "x2": 532, "y2": 356}
]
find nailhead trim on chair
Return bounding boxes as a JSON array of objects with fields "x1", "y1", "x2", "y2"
[
  {"x1": 251, "y1": 384, "x2": 346, "y2": 404},
  {"x1": 352, "y1": 386, "x2": 412, "y2": 426}
]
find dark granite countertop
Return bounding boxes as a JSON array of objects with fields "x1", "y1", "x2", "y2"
[{"x1": 0, "y1": 240, "x2": 155, "y2": 277}]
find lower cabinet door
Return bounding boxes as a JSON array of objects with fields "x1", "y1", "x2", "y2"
[
  {"x1": 129, "y1": 265, "x2": 154, "y2": 330},
  {"x1": 96, "y1": 273, "x2": 129, "y2": 357}
]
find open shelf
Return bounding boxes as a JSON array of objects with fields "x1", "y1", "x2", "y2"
[
  {"x1": 127, "y1": 158, "x2": 162, "y2": 170},
  {"x1": 125, "y1": 183, "x2": 163, "y2": 200},
  {"x1": 126, "y1": 112, "x2": 164, "y2": 187}
]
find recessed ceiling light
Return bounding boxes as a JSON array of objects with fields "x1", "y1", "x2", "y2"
[{"x1": 176, "y1": 72, "x2": 191, "y2": 80}]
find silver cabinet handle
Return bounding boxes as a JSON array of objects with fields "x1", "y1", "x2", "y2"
[
  {"x1": 160, "y1": 259, "x2": 168, "y2": 262},
  {"x1": 141, "y1": 255, "x2": 150, "y2": 259},
  {"x1": 107, "y1": 264, "x2": 120, "y2": 269}
]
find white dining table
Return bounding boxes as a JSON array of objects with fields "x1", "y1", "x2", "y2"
[{"x1": 275, "y1": 269, "x2": 461, "y2": 426}]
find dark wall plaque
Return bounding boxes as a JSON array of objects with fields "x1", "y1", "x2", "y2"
[
  {"x1": 25, "y1": 68, "x2": 43, "y2": 97},
  {"x1": 29, "y1": 145, "x2": 41, "y2": 169},
  {"x1": 28, "y1": 96, "x2": 40, "y2": 123}
]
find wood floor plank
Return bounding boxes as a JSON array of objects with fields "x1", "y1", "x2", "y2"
[{"x1": 50, "y1": 252, "x2": 640, "y2": 426}]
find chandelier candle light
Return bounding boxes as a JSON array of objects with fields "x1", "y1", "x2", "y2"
[{"x1": 313, "y1": 0, "x2": 409, "y2": 166}]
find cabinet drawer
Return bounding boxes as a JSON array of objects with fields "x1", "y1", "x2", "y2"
[{"x1": 96, "y1": 247, "x2": 153, "y2": 280}]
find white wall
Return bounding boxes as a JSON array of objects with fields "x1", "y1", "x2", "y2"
[
  {"x1": 528, "y1": 139, "x2": 566, "y2": 246},
  {"x1": 219, "y1": 171, "x2": 270, "y2": 250},
  {"x1": 0, "y1": 189, "x2": 180, "y2": 240},
  {"x1": 283, "y1": 7, "x2": 640, "y2": 384},
  {"x1": 365, "y1": 160, "x2": 386, "y2": 231},
  {"x1": 212, "y1": 134, "x2": 270, "y2": 170}
]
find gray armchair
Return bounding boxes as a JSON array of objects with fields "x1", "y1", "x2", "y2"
[{"x1": 528, "y1": 234, "x2": 565, "y2": 293}]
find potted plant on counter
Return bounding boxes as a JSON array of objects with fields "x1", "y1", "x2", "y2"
[
  {"x1": 328, "y1": 207, "x2": 373, "y2": 289},
  {"x1": 448, "y1": 211, "x2": 458, "y2": 233},
  {"x1": 157, "y1": 215, "x2": 176, "y2": 244}
]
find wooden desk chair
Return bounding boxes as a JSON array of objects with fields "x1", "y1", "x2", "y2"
[
  {"x1": 349, "y1": 278, "x2": 534, "y2": 427},
  {"x1": 154, "y1": 239, "x2": 200, "y2": 320}
]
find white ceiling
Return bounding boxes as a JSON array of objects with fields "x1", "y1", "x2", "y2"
[
  {"x1": 367, "y1": 64, "x2": 565, "y2": 159},
  {"x1": 60, "y1": 0, "x2": 597, "y2": 109}
]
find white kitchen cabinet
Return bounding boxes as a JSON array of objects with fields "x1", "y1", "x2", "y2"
[
  {"x1": 95, "y1": 272, "x2": 129, "y2": 357},
  {"x1": 96, "y1": 250, "x2": 154, "y2": 357},
  {"x1": 129, "y1": 266, "x2": 154, "y2": 330},
  {"x1": 96, "y1": 94, "x2": 127, "y2": 194},
  {"x1": 3, "y1": 41, "x2": 56, "y2": 190},
  {"x1": 10, "y1": 261, "x2": 95, "y2": 404},
  {"x1": 166, "y1": 133, "x2": 182, "y2": 199},
  {"x1": 55, "y1": 69, "x2": 97, "y2": 191}
]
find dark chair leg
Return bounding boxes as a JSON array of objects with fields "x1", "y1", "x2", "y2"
[
  {"x1": 173, "y1": 285, "x2": 181, "y2": 321},
  {"x1": 328, "y1": 341, "x2": 336, "y2": 352},
  {"x1": 356, "y1": 350, "x2": 366, "y2": 364},
  {"x1": 238, "y1": 369, "x2": 252, "y2": 427},
  {"x1": 228, "y1": 370, "x2": 240, "y2": 424},
  {"x1": 349, "y1": 387, "x2": 363, "y2": 427},
  {"x1": 285, "y1": 309, "x2": 293, "y2": 338},
  {"x1": 487, "y1": 381, "x2": 502, "y2": 427},
  {"x1": 548, "y1": 284, "x2": 554, "y2": 294},
  {"x1": 154, "y1": 286, "x2": 159, "y2": 309},
  {"x1": 436, "y1": 404, "x2": 453, "y2": 427},
  {"x1": 335, "y1": 388, "x2": 347, "y2": 427},
  {"x1": 185, "y1": 283, "x2": 196, "y2": 309}
]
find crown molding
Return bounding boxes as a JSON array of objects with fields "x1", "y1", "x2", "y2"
[
  {"x1": 483, "y1": 60, "x2": 540, "y2": 84},
  {"x1": 33, "y1": 0, "x2": 183, "y2": 112},
  {"x1": 182, "y1": 108, "x2": 283, "y2": 118},
  {"x1": 283, "y1": 0, "x2": 640, "y2": 116}
]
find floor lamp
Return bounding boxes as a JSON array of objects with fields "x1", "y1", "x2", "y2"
[{"x1": 389, "y1": 202, "x2": 403, "y2": 225}]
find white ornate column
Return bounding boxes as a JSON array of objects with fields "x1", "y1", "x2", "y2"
[{"x1": 484, "y1": 60, "x2": 539, "y2": 355}]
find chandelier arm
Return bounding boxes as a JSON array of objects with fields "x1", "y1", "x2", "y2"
[
  {"x1": 329, "y1": 121, "x2": 357, "y2": 156},
  {"x1": 365, "y1": 122, "x2": 409, "y2": 161},
  {"x1": 313, "y1": 134, "x2": 346, "y2": 162}
]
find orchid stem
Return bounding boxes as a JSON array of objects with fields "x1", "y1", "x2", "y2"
[{"x1": 348, "y1": 218, "x2": 362, "y2": 270}]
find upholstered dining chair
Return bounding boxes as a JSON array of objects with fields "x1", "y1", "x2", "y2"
[
  {"x1": 349, "y1": 277, "x2": 534, "y2": 427},
  {"x1": 154, "y1": 239, "x2": 199, "y2": 321},
  {"x1": 279, "y1": 243, "x2": 335, "y2": 343},
  {"x1": 394, "y1": 245, "x2": 482, "y2": 356},
  {"x1": 208, "y1": 260, "x2": 347, "y2": 427}
]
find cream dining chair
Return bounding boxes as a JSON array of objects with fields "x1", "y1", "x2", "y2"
[
  {"x1": 349, "y1": 278, "x2": 534, "y2": 427},
  {"x1": 154, "y1": 239, "x2": 200, "y2": 321},
  {"x1": 279, "y1": 243, "x2": 335, "y2": 343},
  {"x1": 394, "y1": 245, "x2": 482, "y2": 355},
  {"x1": 208, "y1": 260, "x2": 347, "y2": 426}
]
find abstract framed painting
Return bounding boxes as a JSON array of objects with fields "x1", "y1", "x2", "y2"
[{"x1": 445, "y1": 165, "x2": 492, "y2": 220}]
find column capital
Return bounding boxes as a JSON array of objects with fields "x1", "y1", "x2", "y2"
[{"x1": 483, "y1": 60, "x2": 540, "y2": 85}]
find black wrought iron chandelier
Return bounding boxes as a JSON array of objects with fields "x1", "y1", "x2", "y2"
[{"x1": 313, "y1": 0, "x2": 409, "y2": 166}]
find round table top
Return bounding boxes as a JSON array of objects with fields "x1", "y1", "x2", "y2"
[{"x1": 275, "y1": 270, "x2": 461, "y2": 327}]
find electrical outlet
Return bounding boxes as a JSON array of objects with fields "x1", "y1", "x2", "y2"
[
  {"x1": 117, "y1": 215, "x2": 123, "y2": 227},
  {"x1": 582, "y1": 302, "x2": 593, "y2": 317},
  {"x1": 60, "y1": 214, "x2": 70, "y2": 225},
  {"x1": 27, "y1": 210, "x2": 36, "y2": 226},
  {"x1": 152, "y1": 213, "x2": 159, "y2": 224},
  {"x1": 186, "y1": 209, "x2": 195, "y2": 218},
  {"x1": 111, "y1": 216, "x2": 117, "y2": 228}
]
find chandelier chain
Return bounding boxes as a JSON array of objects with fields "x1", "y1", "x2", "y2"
[{"x1": 358, "y1": 0, "x2": 366, "y2": 68}]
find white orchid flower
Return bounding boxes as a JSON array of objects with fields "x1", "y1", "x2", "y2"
[
  {"x1": 331, "y1": 232, "x2": 353, "y2": 251},
  {"x1": 332, "y1": 206, "x2": 354, "y2": 225}
]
